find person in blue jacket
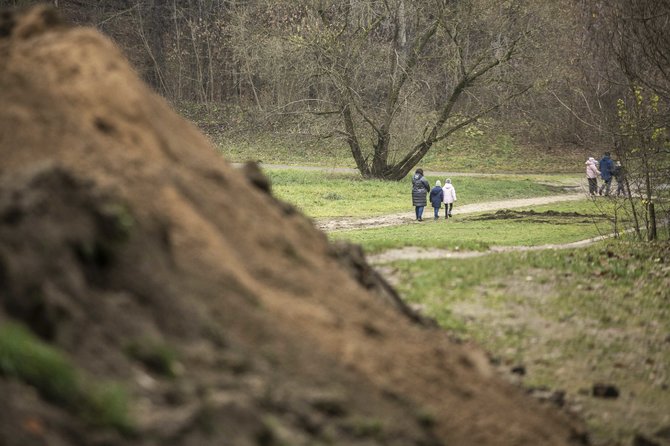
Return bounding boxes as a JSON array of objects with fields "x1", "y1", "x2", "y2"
[
  {"x1": 598, "y1": 152, "x2": 615, "y2": 196},
  {"x1": 429, "y1": 180, "x2": 444, "y2": 220}
]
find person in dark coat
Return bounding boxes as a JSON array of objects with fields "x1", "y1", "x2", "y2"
[
  {"x1": 411, "y1": 168, "x2": 430, "y2": 221},
  {"x1": 613, "y1": 161, "x2": 626, "y2": 196},
  {"x1": 598, "y1": 152, "x2": 615, "y2": 196},
  {"x1": 429, "y1": 180, "x2": 444, "y2": 220}
]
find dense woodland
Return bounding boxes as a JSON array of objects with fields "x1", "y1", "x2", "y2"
[{"x1": 6, "y1": 0, "x2": 670, "y2": 234}]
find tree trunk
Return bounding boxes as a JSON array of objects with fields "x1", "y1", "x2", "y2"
[
  {"x1": 647, "y1": 201, "x2": 657, "y2": 241},
  {"x1": 343, "y1": 104, "x2": 371, "y2": 177},
  {"x1": 624, "y1": 174, "x2": 642, "y2": 240}
]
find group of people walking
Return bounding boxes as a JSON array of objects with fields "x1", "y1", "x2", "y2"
[
  {"x1": 411, "y1": 169, "x2": 457, "y2": 221},
  {"x1": 411, "y1": 153, "x2": 626, "y2": 223},
  {"x1": 586, "y1": 152, "x2": 626, "y2": 197}
]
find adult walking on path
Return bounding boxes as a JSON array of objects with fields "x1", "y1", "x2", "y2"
[
  {"x1": 613, "y1": 161, "x2": 626, "y2": 196},
  {"x1": 598, "y1": 152, "x2": 615, "y2": 196},
  {"x1": 411, "y1": 168, "x2": 431, "y2": 221},
  {"x1": 430, "y1": 180, "x2": 444, "y2": 220},
  {"x1": 585, "y1": 157, "x2": 600, "y2": 196},
  {"x1": 442, "y1": 178, "x2": 457, "y2": 218}
]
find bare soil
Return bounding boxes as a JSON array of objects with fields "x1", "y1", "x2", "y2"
[{"x1": 0, "y1": 7, "x2": 589, "y2": 446}]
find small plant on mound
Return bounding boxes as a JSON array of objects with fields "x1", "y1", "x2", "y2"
[
  {"x1": 0, "y1": 322, "x2": 133, "y2": 434},
  {"x1": 124, "y1": 337, "x2": 180, "y2": 378},
  {"x1": 342, "y1": 416, "x2": 385, "y2": 439}
]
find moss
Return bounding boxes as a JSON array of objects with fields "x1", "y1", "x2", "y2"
[
  {"x1": 124, "y1": 337, "x2": 180, "y2": 378},
  {"x1": 0, "y1": 322, "x2": 133, "y2": 434},
  {"x1": 342, "y1": 417, "x2": 384, "y2": 439}
]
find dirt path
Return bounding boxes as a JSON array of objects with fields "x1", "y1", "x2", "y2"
[
  {"x1": 367, "y1": 232, "x2": 616, "y2": 264},
  {"x1": 315, "y1": 193, "x2": 586, "y2": 231}
]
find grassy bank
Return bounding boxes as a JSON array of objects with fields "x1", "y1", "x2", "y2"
[
  {"x1": 388, "y1": 240, "x2": 670, "y2": 445},
  {"x1": 213, "y1": 130, "x2": 592, "y2": 174}
]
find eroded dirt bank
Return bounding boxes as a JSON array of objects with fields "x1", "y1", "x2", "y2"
[{"x1": 0, "y1": 7, "x2": 587, "y2": 446}]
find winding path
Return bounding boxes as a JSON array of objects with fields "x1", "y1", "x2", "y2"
[
  {"x1": 366, "y1": 232, "x2": 617, "y2": 264},
  {"x1": 315, "y1": 193, "x2": 586, "y2": 232},
  {"x1": 243, "y1": 163, "x2": 617, "y2": 261}
]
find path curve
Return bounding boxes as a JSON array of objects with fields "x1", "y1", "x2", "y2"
[
  {"x1": 315, "y1": 193, "x2": 586, "y2": 232},
  {"x1": 367, "y1": 232, "x2": 618, "y2": 264}
]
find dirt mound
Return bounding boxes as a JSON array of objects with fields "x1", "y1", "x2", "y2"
[
  {"x1": 470, "y1": 209, "x2": 603, "y2": 223},
  {"x1": 0, "y1": 7, "x2": 588, "y2": 446}
]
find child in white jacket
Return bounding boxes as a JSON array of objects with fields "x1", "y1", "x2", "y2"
[
  {"x1": 585, "y1": 157, "x2": 600, "y2": 196},
  {"x1": 442, "y1": 179, "x2": 457, "y2": 219}
]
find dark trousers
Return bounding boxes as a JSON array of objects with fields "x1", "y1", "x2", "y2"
[
  {"x1": 444, "y1": 203, "x2": 453, "y2": 218},
  {"x1": 588, "y1": 178, "x2": 598, "y2": 195},
  {"x1": 616, "y1": 179, "x2": 625, "y2": 196},
  {"x1": 599, "y1": 178, "x2": 612, "y2": 196}
]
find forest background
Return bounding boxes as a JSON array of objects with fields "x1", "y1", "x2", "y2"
[{"x1": 7, "y1": 0, "x2": 669, "y2": 232}]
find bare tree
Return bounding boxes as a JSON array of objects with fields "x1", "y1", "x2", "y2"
[
  {"x1": 294, "y1": 0, "x2": 533, "y2": 179},
  {"x1": 583, "y1": 0, "x2": 670, "y2": 240}
]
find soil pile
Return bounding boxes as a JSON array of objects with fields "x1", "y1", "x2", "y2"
[{"x1": 0, "y1": 7, "x2": 588, "y2": 446}]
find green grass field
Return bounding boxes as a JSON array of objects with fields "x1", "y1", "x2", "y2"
[
  {"x1": 203, "y1": 120, "x2": 667, "y2": 446},
  {"x1": 389, "y1": 241, "x2": 670, "y2": 444},
  {"x1": 209, "y1": 122, "x2": 668, "y2": 444},
  {"x1": 213, "y1": 127, "x2": 592, "y2": 174},
  {"x1": 328, "y1": 200, "x2": 620, "y2": 252},
  {"x1": 267, "y1": 169, "x2": 580, "y2": 218}
]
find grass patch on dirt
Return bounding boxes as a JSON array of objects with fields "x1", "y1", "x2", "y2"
[
  {"x1": 330, "y1": 199, "x2": 615, "y2": 253},
  {"x1": 389, "y1": 240, "x2": 670, "y2": 445},
  {"x1": 0, "y1": 322, "x2": 134, "y2": 434},
  {"x1": 267, "y1": 169, "x2": 576, "y2": 218},
  {"x1": 124, "y1": 338, "x2": 180, "y2": 378}
]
